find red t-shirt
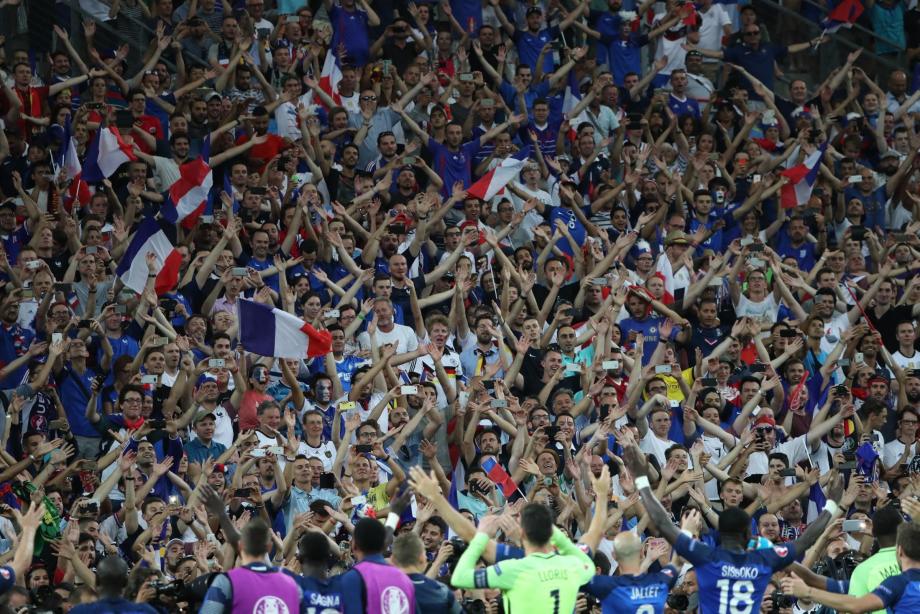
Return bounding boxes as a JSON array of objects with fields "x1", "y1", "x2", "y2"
[
  {"x1": 235, "y1": 132, "x2": 287, "y2": 171},
  {"x1": 238, "y1": 390, "x2": 273, "y2": 431},
  {"x1": 133, "y1": 115, "x2": 164, "y2": 154}
]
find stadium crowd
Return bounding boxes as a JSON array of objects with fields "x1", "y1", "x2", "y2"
[{"x1": 0, "y1": 0, "x2": 916, "y2": 612}]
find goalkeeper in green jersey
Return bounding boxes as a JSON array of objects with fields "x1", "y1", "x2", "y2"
[{"x1": 450, "y1": 503, "x2": 595, "y2": 614}]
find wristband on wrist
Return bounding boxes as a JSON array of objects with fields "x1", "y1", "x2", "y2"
[{"x1": 635, "y1": 475, "x2": 650, "y2": 490}]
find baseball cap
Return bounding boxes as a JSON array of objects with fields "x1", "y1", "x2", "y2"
[
  {"x1": 526, "y1": 6, "x2": 542, "y2": 15},
  {"x1": 205, "y1": 90, "x2": 222, "y2": 102},
  {"x1": 196, "y1": 372, "x2": 219, "y2": 388},
  {"x1": 665, "y1": 230, "x2": 691, "y2": 246},
  {"x1": 193, "y1": 409, "x2": 216, "y2": 424}
]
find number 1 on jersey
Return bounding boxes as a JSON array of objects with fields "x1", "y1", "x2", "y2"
[{"x1": 550, "y1": 588, "x2": 560, "y2": 614}]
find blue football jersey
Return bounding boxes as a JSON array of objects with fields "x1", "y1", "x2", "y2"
[
  {"x1": 284, "y1": 570, "x2": 345, "y2": 613},
  {"x1": 872, "y1": 568, "x2": 920, "y2": 613},
  {"x1": 674, "y1": 533, "x2": 797, "y2": 613},
  {"x1": 586, "y1": 565, "x2": 678, "y2": 614}
]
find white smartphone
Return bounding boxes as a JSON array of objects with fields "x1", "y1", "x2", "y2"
[
  {"x1": 847, "y1": 175, "x2": 864, "y2": 184},
  {"x1": 655, "y1": 365, "x2": 672, "y2": 375},
  {"x1": 400, "y1": 385, "x2": 418, "y2": 395},
  {"x1": 602, "y1": 360, "x2": 619, "y2": 370},
  {"x1": 51, "y1": 333, "x2": 63, "y2": 344}
]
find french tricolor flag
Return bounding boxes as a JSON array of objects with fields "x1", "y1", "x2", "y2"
[
  {"x1": 115, "y1": 217, "x2": 182, "y2": 295},
  {"x1": 161, "y1": 158, "x2": 213, "y2": 229},
  {"x1": 238, "y1": 299, "x2": 332, "y2": 359},
  {"x1": 82, "y1": 126, "x2": 137, "y2": 183},
  {"x1": 779, "y1": 143, "x2": 826, "y2": 208},
  {"x1": 317, "y1": 48, "x2": 343, "y2": 109},
  {"x1": 481, "y1": 457, "x2": 518, "y2": 498},
  {"x1": 821, "y1": 0, "x2": 863, "y2": 33},
  {"x1": 467, "y1": 146, "x2": 531, "y2": 200}
]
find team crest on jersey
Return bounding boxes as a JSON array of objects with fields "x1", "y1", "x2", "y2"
[
  {"x1": 660, "y1": 567, "x2": 675, "y2": 578},
  {"x1": 252, "y1": 595, "x2": 290, "y2": 614},
  {"x1": 649, "y1": 326, "x2": 657, "y2": 333},
  {"x1": 380, "y1": 586, "x2": 410, "y2": 614},
  {"x1": 772, "y1": 546, "x2": 789, "y2": 557}
]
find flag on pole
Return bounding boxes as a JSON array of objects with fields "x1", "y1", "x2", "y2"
[
  {"x1": 317, "y1": 48, "x2": 343, "y2": 109},
  {"x1": 115, "y1": 217, "x2": 182, "y2": 295},
  {"x1": 161, "y1": 138, "x2": 213, "y2": 230},
  {"x1": 779, "y1": 144, "x2": 826, "y2": 208},
  {"x1": 238, "y1": 299, "x2": 332, "y2": 359},
  {"x1": 82, "y1": 127, "x2": 136, "y2": 183},
  {"x1": 481, "y1": 457, "x2": 518, "y2": 498},
  {"x1": 821, "y1": 0, "x2": 863, "y2": 32},
  {"x1": 467, "y1": 147, "x2": 532, "y2": 201}
]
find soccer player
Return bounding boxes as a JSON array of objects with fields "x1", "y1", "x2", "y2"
[
  {"x1": 288, "y1": 530, "x2": 344, "y2": 613},
  {"x1": 781, "y1": 521, "x2": 920, "y2": 613},
  {"x1": 621, "y1": 443, "x2": 842, "y2": 614},
  {"x1": 450, "y1": 503, "x2": 595, "y2": 614},
  {"x1": 338, "y1": 518, "x2": 416, "y2": 614},
  {"x1": 584, "y1": 531, "x2": 678, "y2": 613}
]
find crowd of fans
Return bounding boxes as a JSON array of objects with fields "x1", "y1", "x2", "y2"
[{"x1": 0, "y1": 0, "x2": 915, "y2": 612}]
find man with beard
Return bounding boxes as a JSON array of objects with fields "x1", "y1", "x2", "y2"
[
  {"x1": 326, "y1": 143, "x2": 361, "y2": 204},
  {"x1": 459, "y1": 315, "x2": 511, "y2": 380},
  {"x1": 462, "y1": 425, "x2": 503, "y2": 468}
]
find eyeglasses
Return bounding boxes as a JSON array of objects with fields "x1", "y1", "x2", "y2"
[
  {"x1": 902, "y1": 419, "x2": 918, "y2": 425},
  {"x1": 744, "y1": 30, "x2": 760, "y2": 35},
  {"x1": 360, "y1": 95, "x2": 377, "y2": 102}
]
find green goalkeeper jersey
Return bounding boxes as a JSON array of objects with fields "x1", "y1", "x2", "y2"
[{"x1": 451, "y1": 528, "x2": 595, "y2": 614}]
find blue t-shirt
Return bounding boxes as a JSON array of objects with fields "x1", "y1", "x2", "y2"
[
  {"x1": 329, "y1": 5, "x2": 371, "y2": 67},
  {"x1": 58, "y1": 365, "x2": 99, "y2": 438},
  {"x1": 668, "y1": 94, "x2": 701, "y2": 119},
  {"x1": 427, "y1": 136, "x2": 482, "y2": 197},
  {"x1": 873, "y1": 568, "x2": 920, "y2": 613},
  {"x1": 586, "y1": 565, "x2": 678, "y2": 614},
  {"x1": 607, "y1": 33, "x2": 649, "y2": 86},
  {"x1": 514, "y1": 26, "x2": 560, "y2": 73},
  {"x1": 619, "y1": 315, "x2": 677, "y2": 364},
  {"x1": 674, "y1": 533, "x2": 797, "y2": 614},
  {"x1": 70, "y1": 597, "x2": 159, "y2": 614}
]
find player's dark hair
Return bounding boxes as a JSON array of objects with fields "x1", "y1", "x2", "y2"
[
  {"x1": 719, "y1": 507, "x2": 751, "y2": 541},
  {"x1": 241, "y1": 517, "x2": 272, "y2": 557},
  {"x1": 873, "y1": 506, "x2": 903, "y2": 546},
  {"x1": 593, "y1": 551, "x2": 611, "y2": 575},
  {"x1": 897, "y1": 521, "x2": 920, "y2": 561},
  {"x1": 520, "y1": 502, "x2": 554, "y2": 547},
  {"x1": 354, "y1": 517, "x2": 387, "y2": 554},
  {"x1": 298, "y1": 530, "x2": 331, "y2": 566},
  {"x1": 96, "y1": 556, "x2": 129, "y2": 597}
]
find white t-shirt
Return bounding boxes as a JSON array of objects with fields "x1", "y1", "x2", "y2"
[
  {"x1": 697, "y1": 5, "x2": 732, "y2": 57},
  {"x1": 188, "y1": 404, "x2": 235, "y2": 450},
  {"x1": 357, "y1": 324, "x2": 419, "y2": 354},
  {"x1": 892, "y1": 349, "x2": 920, "y2": 371},
  {"x1": 734, "y1": 293, "x2": 779, "y2": 327},
  {"x1": 746, "y1": 434, "x2": 812, "y2": 476},
  {"x1": 819, "y1": 311, "x2": 850, "y2": 355},
  {"x1": 639, "y1": 429, "x2": 678, "y2": 468},
  {"x1": 297, "y1": 440, "x2": 337, "y2": 471},
  {"x1": 882, "y1": 439, "x2": 920, "y2": 472}
]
